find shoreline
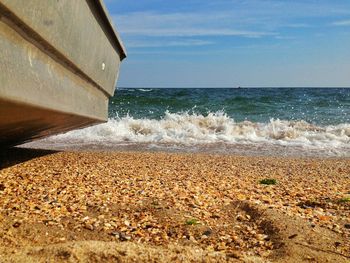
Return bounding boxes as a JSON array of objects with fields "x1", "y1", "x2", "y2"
[
  {"x1": 21, "y1": 140, "x2": 350, "y2": 158},
  {"x1": 0, "y1": 149, "x2": 349, "y2": 262}
]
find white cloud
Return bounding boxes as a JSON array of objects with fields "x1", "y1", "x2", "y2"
[
  {"x1": 122, "y1": 28, "x2": 274, "y2": 38},
  {"x1": 110, "y1": 1, "x2": 350, "y2": 50},
  {"x1": 113, "y1": 11, "x2": 275, "y2": 39},
  {"x1": 127, "y1": 39, "x2": 214, "y2": 48},
  {"x1": 283, "y1": 23, "x2": 311, "y2": 28},
  {"x1": 274, "y1": 36, "x2": 297, "y2": 40},
  {"x1": 332, "y1": 19, "x2": 350, "y2": 26}
]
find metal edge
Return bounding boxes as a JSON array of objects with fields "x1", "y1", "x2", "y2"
[
  {"x1": 95, "y1": 0, "x2": 127, "y2": 60},
  {"x1": 0, "y1": 97, "x2": 107, "y2": 123},
  {"x1": 0, "y1": 98, "x2": 103, "y2": 147}
]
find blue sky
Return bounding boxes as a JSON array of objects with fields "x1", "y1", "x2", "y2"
[{"x1": 105, "y1": 0, "x2": 350, "y2": 87}]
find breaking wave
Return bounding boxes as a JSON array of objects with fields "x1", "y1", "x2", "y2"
[{"x1": 49, "y1": 111, "x2": 350, "y2": 152}]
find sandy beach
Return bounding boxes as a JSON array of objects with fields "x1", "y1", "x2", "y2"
[
  {"x1": 1, "y1": 0, "x2": 349, "y2": 262},
  {"x1": 0, "y1": 148, "x2": 349, "y2": 262}
]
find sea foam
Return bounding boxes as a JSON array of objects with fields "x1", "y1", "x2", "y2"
[{"x1": 47, "y1": 111, "x2": 350, "y2": 152}]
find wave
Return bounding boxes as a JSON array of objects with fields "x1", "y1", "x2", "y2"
[
  {"x1": 138, "y1": 88, "x2": 153, "y2": 92},
  {"x1": 50, "y1": 111, "x2": 350, "y2": 151}
]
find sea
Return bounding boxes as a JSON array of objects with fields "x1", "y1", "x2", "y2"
[{"x1": 25, "y1": 88, "x2": 350, "y2": 157}]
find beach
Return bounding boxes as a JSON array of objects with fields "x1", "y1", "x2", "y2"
[
  {"x1": 1, "y1": 0, "x2": 350, "y2": 261},
  {"x1": 0, "y1": 148, "x2": 349, "y2": 262}
]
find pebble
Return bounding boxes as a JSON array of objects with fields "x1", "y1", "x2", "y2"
[
  {"x1": 0, "y1": 151, "x2": 349, "y2": 258},
  {"x1": 84, "y1": 223, "x2": 94, "y2": 231}
]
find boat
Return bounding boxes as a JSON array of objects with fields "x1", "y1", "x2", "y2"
[{"x1": 0, "y1": 0, "x2": 126, "y2": 147}]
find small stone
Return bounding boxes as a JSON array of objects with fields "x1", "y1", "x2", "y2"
[
  {"x1": 84, "y1": 223, "x2": 94, "y2": 231},
  {"x1": 206, "y1": 245, "x2": 214, "y2": 251},
  {"x1": 189, "y1": 236, "x2": 197, "y2": 242},
  {"x1": 120, "y1": 227, "x2": 128, "y2": 232},
  {"x1": 332, "y1": 224, "x2": 340, "y2": 229},
  {"x1": 216, "y1": 242, "x2": 227, "y2": 251},
  {"x1": 226, "y1": 251, "x2": 241, "y2": 259},
  {"x1": 110, "y1": 231, "x2": 120, "y2": 238},
  {"x1": 344, "y1": 224, "x2": 350, "y2": 229},
  {"x1": 202, "y1": 229, "x2": 212, "y2": 236},
  {"x1": 12, "y1": 221, "x2": 21, "y2": 228},
  {"x1": 305, "y1": 255, "x2": 315, "y2": 261},
  {"x1": 119, "y1": 233, "x2": 131, "y2": 241},
  {"x1": 236, "y1": 214, "x2": 245, "y2": 221},
  {"x1": 318, "y1": 215, "x2": 330, "y2": 221},
  {"x1": 236, "y1": 194, "x2": 246, "y2": 200}
]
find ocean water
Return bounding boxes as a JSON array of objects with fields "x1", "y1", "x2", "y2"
[{"x1": 27, "y1": 88, "x2": 350, "y2": 157}]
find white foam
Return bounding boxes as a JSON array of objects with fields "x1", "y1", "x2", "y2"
[
  {"x1": 47, "y1": 111, "x2": 350, "y2": 153},
  {"x1": 138, "y1": 88, "x2": 153, "y2": 92}
]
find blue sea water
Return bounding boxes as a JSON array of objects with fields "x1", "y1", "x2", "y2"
[
  {"x1": 29, "y1": 88, "x2": 350, "y2": 157},
  {"x1": 109, "y1": 88, "x2": 349, "y2": 125}
]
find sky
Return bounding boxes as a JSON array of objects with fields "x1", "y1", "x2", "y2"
[{"x1": 105, "y1": 0, "x2": 350, "y2": 88}]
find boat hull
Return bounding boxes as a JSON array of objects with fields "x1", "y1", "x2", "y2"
[{"x1": 0, "y1": 0, "x2": 126, "y2": 147}]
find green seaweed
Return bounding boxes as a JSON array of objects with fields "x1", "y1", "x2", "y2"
[
  {"x1": 259, "y1": 178, "x2": 277, "y2": 185},
  {"x1": 338, "y1": 197, "x2": 350, "y2": 203},
  {"x1": 186, "y1": 219, "x2": 199, "y2": 225}
]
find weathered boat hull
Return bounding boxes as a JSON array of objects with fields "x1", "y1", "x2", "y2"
[{"x1": 0, "y1": 0, "x2": 126, "y2": 147}]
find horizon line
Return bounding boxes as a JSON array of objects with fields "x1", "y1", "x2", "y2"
[{"x1": 117, "y1": 86, "x2": 350, "y2": 89}]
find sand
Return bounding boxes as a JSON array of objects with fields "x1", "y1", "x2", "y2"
[{"x1": 0, "y1": 148, "x2": 349, "y2": 262}]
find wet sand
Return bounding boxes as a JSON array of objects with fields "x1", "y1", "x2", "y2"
[{"x1": 0, "y1": 148, "x2": 349, "y2": 262}]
